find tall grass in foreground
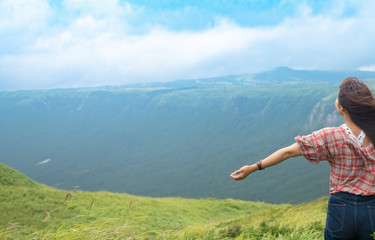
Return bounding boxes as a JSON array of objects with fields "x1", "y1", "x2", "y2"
[
  {"x1": 1, "y1": 217, "x2": 325, "y2": 240},
  {"x1": 2, "y1": 221, "x2": 325, "y2": 240},
  {"x1": 2, "y1": 191, "x2": 325, "y2": 240},
  {"x1": 1, "y1": 185, "x2": 331, "y2": 239},
  {"x1": 172, "y1": 219, "x2": 325, "y2": 240},
  {"x1": 27, "y1": 216, "x2": 159, "y2": 240},
  {"x1": 0, "y1": 191, "x2": 160, "y2": 240}
]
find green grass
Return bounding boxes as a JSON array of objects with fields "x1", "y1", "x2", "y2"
[
  {"x1": 0, "y1": 162, "x2": 329, "y2": 239},
  {"x1": 0, "y1": 163, "x2": 41, "y2": 188},
  {"x1": 0, "y1": 182, "x2": 328, "y2": 239}
]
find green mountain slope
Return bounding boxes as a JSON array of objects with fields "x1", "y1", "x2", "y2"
[
  {"x1": 0, "y1": 165, "x2": 327, "y2": 239},
  {"x1": 0, "y1": 163, "x2": 41, "y2": 188},
  {"x1": 1, "y1": 68, "x2": 374, "y2": 204}
]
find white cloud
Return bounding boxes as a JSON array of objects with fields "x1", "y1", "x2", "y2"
[
  {"x1": 0, "y1": 0, "x2": 52, "y2": 31},
  {"x1": 1, "y1": 0, "x2": 375, "y2": 90},
  {"x1": 358, "y1": 65, "x2": 375, "y2": 72}
]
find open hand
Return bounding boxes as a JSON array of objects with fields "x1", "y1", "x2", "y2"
[{"x1": 230, "y1": 165, "x2": 253, "y2": 181}]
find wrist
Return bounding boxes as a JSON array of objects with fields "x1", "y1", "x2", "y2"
[
  {"x1": 248, "y1": 164, "x2": 259, "y2": 173},
  {"x1": 256, "y1": 160, "x2": 264, "y2": 170}
]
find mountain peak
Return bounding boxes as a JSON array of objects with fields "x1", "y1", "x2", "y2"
[{"x1": 273, "y1": 66, "x2": 294, "y2": 72}]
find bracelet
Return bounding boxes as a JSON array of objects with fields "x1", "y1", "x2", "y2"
[{"x1": 256, "y1": 160, "x2": 264, "y2": 170}]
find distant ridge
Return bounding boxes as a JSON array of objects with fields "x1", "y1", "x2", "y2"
[
  {"x1": 253, "y1": 67, "x2": 375, "y2": 84},
  {"x1": 137, "y1": 67, "x2": 375, "y2": 89},
  {"x1": 0, "y1": 163, "x2": 41, "y2": 188}
]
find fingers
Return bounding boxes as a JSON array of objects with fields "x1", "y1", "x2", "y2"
[
  {"x1": 231, "y1": 176, "x2": 243, "y2": 181},
  {"x1": 230, "y1": 170, "x2": 244, "y2": 181},
  {"x1": 231, "y1": 170, "x2": 240, "y2": 176},
  {"x1": 231, "y1": 175, "x2": 244, "y2": 181},
  {"x1": 230, "y1": 165, "x2": 252, "y2": 181},
  {"x1": 230, "y1": 170, "x2": 240, "y2": 177}
]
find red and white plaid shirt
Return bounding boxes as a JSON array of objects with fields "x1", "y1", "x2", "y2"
[{"x1": 295, "y1": 125, "x2": 375, "y2": 195}]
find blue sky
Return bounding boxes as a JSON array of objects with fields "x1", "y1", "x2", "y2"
[{"x1": 1, "y1": 0, "x2": 375, "y2": 90}]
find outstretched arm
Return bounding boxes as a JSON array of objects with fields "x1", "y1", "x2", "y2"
[{"x1": 230, "y1": 142, "x2": 301, "y2": 181}]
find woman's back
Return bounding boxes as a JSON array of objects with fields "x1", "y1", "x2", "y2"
[
  {"x1": 296, "y1": 124, "x2": 375, "y2": 195},
  {"x1": 230, "y1": 77, "x2": 375, "y2": 239}
]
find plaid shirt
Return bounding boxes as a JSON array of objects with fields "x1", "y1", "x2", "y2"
[{"x1": 295, "y1": 125, "x2": 375, "y2": 195}]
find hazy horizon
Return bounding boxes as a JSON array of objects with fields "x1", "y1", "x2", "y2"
[{"x1": 1, "y1": 0, "x2": 375, "y2": 91}]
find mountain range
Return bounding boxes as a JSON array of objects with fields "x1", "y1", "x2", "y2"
[{"x1": 1, "y1": 67, "x2": 375, "y2": 204}]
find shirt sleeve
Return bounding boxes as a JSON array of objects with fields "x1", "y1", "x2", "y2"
[{"x1": 295, "y1": 128, "x2": 331, "y2": 164}]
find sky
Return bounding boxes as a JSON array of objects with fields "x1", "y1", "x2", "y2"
[{"x1": 1, "y1": 0, "x2": 375, "y2": 91}]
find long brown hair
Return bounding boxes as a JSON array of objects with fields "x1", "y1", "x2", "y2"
[{"x1": 338, "y1": 77, "x2": 375, "y2": 145}]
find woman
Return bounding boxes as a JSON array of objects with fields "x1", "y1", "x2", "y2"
[{"x1": 230, "y1": 77, "x2": 375, "y2": 240}]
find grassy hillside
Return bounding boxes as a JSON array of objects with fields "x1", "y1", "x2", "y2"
[
  {"x1": 0, "y1": 165, "x2": 328, "y2": 239},
  {"x1": 0, "y1": 163, "x2": 41, "y2": 188}
]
